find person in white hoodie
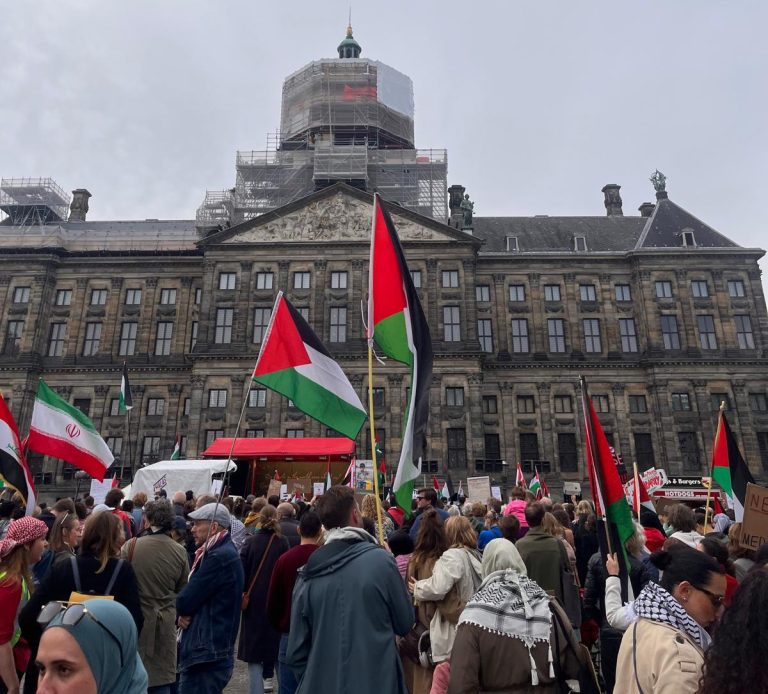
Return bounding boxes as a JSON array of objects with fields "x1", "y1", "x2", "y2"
[{"x1": 666, "y1": 504, "x2": 704, "y2": 548}]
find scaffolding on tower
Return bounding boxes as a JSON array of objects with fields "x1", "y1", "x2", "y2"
[{"x1": 0, "y1": 178, "x2": 71, "y2": 227}]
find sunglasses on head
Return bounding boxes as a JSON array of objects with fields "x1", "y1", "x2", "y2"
[{"x1": 37, "y1": 602, "x2": 124, "y2": 666}]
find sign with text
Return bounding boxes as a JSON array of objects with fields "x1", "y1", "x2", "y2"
[
  {"x1": 467, "y1": 476, "x2": 491, "y2": 504},
  {"x1": 640, "y1": 468, "x2": 668, "y2": 492},
  {"x1": 739, "y1": 483, "x2": 768, "y2": 550},
  {"x1": 267, "y1": 479, "x2": 282, "y2": 499},
  {"x1": 490, "y1": 485, "x2": 502, "y2": 501},
  {"x1": 312, "y1": 482, "x2": 325, "y2": 497},
  {"x1": 89, "y1": 477, "x2": 118, "y2": 505}
]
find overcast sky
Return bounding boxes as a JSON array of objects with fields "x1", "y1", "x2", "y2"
[{"x1": 2, "y1": 1, "x2": 766, "y2": 283}]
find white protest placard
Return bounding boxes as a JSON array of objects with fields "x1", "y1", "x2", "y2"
[
  {"x1": 491, "y1": 486, "x2": 502, "y2": 501},
  {"x1": 466, "y1": 476, "x2": 491, "y2": 504},
  {"x1": 89, "y1": 477, "x2": 117, "y2": 505},
  {"x1": 210, "y1": 479, "x2": 223, "y2": 495},
  {"x1": 313, "y1": 482, "x2": 325, "y2": 497},
  {"x1": 280, "y1": 484, "x2": 288, "y2": 498}
]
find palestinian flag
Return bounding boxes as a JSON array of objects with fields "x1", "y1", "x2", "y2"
[
  {"x1": 368, "y1": 193, "x2": 433, "y2": 513},
  {"x1": 515, "y1": 462, "x2": 527, "y2": 489},
  {"x1": 170, "y1": 434, "x2": 181, "y2": 461},
  {"x1": 441, "y1": 481, "x2": 449, "y2": 501},
  {"x1": 119, "y1": 362, "x2": 132, "y2": 412},
  {"x1": 252, "y1": 293, "x2": 367, "y2": 440},
  {"x1": 27, "y1": 380, "x2": 114, "y2": 481},
  {"x1": 711, "y1": 410, "x2": 754, "y2": 521},
  {"x1": 0, "y1": 393, "x2": 36, "y2": 514},
  {"x1": 432, "y1": 475, "x2": 440, "y2": 493},
  {"x1": 528, "y1": 470, "x2": 542, "y2": 498}
]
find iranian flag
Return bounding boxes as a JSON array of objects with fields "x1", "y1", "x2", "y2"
[
  {"x1": 0, "y1": 393, "x2": 36, "y2": 514},
  {"x1": 253, "y1": 293, "x2": 367, "y2": 440},
  {"x1": 27, "y1": 380, "x2": 114, "y2": 481},
  {"x1": 711, "y1": 409, "x2": 754, "y2": 521},
  {"x1": 368, "y1": 194, "x2": 433, "y2": 514}
]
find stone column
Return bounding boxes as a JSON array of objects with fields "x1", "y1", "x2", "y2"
[
  {"x1": 166, "y1": 384, "x2": 184, "y2": 448},
  {"x1": 426, "y1": 259, "x2": 439, "y2": 337},
  {"x1": 31, "y1": 270, "x2": 56, "y2": 356},
  {"x1": 187, "y1": 376, "x2": 206, "y2": 456},
  {"x1": 537, "y1": 382, "x2": 554, "y2": 463},
  {"x1": 350, "y1": 259, "x2": 366, "y2": 342},
  {"x1": 467, "y1": 373, "x2": 484, "y2": 463},
  {"x1": 492, "y1": 274, "x2": 510, "y2": 355},
  {"x1": 528, "y1": 274, "x2": 543, "y2": 353},
  {"x1": 462, "y1": 258, "x2": 477, "y2": 345},
  {"x1": 313, "y1": 260, "x2": 328, "y2": 340},
  {"x1": 105, "y1": 277, "x2": 123, "y2": 359},
  {"x1": 234, "y1": 262, "x2": 252, "y2": 347},
  {"x1": 195, "y1": 261, "x2": 216, "y2": 346}
]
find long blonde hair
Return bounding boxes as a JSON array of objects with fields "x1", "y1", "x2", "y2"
[
  {"x1": 445, "y1": 516, "x2": 477, "y2": 550},
  {"x1": 0, "y1": 545, "x2": 33, "y2": 591}
]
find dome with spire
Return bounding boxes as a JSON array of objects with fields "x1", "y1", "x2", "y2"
[{"x1": 337, "y1": 25, "x2": 362, "y2": 59}]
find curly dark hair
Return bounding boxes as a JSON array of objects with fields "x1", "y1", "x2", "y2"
[{"x1": 698, "y1": 569, "x2": 768, "y2": 694}]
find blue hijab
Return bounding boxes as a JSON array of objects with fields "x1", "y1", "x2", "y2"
[{"x1": 46, "y1": 599, "x2": 148, "y2": 694}]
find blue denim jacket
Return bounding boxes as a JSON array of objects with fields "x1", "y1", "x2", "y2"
[{"x1": 176, "y1": 532, "x2": 244, "y2": 670}]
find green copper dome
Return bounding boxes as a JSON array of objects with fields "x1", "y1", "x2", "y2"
[{"x1": 337, "y1": 25, "x2": 362, "y2": 59}]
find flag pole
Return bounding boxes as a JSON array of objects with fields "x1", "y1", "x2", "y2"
[
  {"x1": 125, "y1": 407, "x2": 133, "y2": 482},
  {"x1": 367, "y1": 347, "x2": 387, "y2": 546},
  {"x1": 704, "y1": 402, "x2": 725, "y2": 525},
  {"x1": 632, "y1": 461, "x2": 641, "y2": 517}
]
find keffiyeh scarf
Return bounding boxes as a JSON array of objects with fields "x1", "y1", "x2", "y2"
[
  {"x1": 459, "y1": 569, "x2": 554, "y2": 685},
  {"x1": 633, "y1": 580, "x2": 706, "y2": 649},
  {"x1": 189, "y1": 529, "x2": 229, "y2": 576}
]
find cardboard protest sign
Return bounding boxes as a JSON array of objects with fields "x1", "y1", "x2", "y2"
[
  {"x1": 491, "y1": 486, "x2": 502, "y2": 501},
  {"x1": 739, "y1": 483, "x2": 768, "y2": 550},
  {"x1": 267, "y1": 479, "x2": 282, "y2": 499},
  {"x1": 312, "y1": 482, "x2": 325, "y2": 497},
  {"x1": 467, "y1": 476, "x2": 491, "y2": 504}
]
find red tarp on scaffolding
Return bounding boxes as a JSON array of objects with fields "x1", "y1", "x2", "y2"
[{"x1": 201, "y1": 437, "x2": 355, "y2": 459}]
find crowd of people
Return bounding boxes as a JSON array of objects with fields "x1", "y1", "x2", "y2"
[{"x1": 1, "y1": 482, "x2": 767, "y2": 693}]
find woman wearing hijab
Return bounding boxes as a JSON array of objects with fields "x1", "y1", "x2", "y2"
[
  {"x1": 614, "y1": 543, "x2": 726, "y2": 693},
  {"x1": 447, "y1": 538, "x2": 582, "y2": 693},
  {"x1": 35, "y1": 598, "x2": 147, "y2": 694}
]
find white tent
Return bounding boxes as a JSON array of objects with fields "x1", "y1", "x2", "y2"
[{"x1": 123, "y1": 459, "x2": 236, "y2": 498}]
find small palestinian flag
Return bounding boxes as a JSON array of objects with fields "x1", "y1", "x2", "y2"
[
  {"x1": 712, "y1": 409, "x2": 754, "y2": 521},
  {"x1": 252, "y1": 293, "x2": 367, "y2": 440},
  {"x1": 528, "y1": 470, "x2": 542, "y2": 498},
  {"x1": 170, "y1": 434, "x2": 181, "y2": 461},
  {"x1": 119, "y1": 362, "x2": 133, "y2": 412}
]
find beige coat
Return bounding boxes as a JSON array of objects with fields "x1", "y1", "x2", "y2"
[{"x1": 615, "y1": 617, "x2": 704, "y2": 694}]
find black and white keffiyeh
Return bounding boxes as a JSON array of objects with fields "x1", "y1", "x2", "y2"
[
  {"x1": 633, "y1": 581, "x2": 706, "y2": 648},
  {"x1": 458, "y1": 569, "x2": 554, "y2": 685}
]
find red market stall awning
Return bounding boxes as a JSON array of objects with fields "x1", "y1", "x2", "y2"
[{"x1": 201, "y1": 437, "x2": 355, "y2": 460}]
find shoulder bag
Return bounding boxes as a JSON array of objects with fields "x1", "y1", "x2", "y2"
[
  {"x1": 241, "y1": 534, "x2": 276, "y2": 611},
  {"x1": 68, "y1": 556, "x2": 124, "y2": 604}
]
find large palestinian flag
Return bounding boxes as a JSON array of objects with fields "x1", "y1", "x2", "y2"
[
  {"x1": 252, "y1": 293, "x2": 366, "y2": 440},
  {"x1": 27, "y1": 380, "x2": 114, "y2": 481},
  {"x1": 0, "y1": 393, "x2": 36, "y2": 514},
  {"x1": 368, "y1": 193, "x2": 433, "y2": 513},
  {"x1": 711, "y1": 410, "x2": 754, "y2": 521}
]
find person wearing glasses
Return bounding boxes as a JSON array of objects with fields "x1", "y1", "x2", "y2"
[
  {"x1": 409, "y1": 489, "x2": 449, "y2": 540},
  {"x1": 615, "y1": 543, "x2": 726, "y2": 693},
  {"x1": 35, "y1": 599, "x2": 147, "y2": 693}
]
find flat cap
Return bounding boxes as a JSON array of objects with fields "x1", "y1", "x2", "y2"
[{"x1": 187, "y1": 502, "x2": 231, "y2": 528}]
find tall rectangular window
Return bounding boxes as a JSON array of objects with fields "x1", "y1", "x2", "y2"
[
  {"x1": 558, "y1": 433, "x2": 578, "y2": 472},
  {"x1": 446, "y1": 387, "x2": 464, "y2": 407},
  {"x1": 728, "y1": 279, "x2": 746, "y2": 298},
  {"x1": 756, "y1": 432, "x2": 768, "y2": 473},
  {"x1": 119, "y1": 322, "x2": 137, "y2": 356},
  {"x1": 735, "y1": 315, "x2": 755, "y2": 349},
  {"x1": 619, "y1": 318, "x2": 638, "y2": 353},
  {"x1": 249, "y1": 389, "x2": 267, "y2": 407},
  {"x1": 593, "y1": 394, "x2": 610, "y2": 413},
  {"x1": 286, "y1": 429, "x2": 304, "y2": 438},
  {"x1": 146, "y1": 398, "x2": 165, "y2": 416},
  {"x1": 331, "y1": 271, "x2": 347, "y2": 289},
  {"x1": 142, "y1": 436, "x2": 161, "y2": 459},
  {"x1": 330, "y1": 307, "x2": 347, "y2": 343},
  {"x1": 293, "y1": 272, "x2": 310, "y2": 290},
  {"x1": 484, "y1": 434, "x2": 501, "y2": 460},
  {"x1": 615, "y1": 284, "x2": 631, "y2": 302},
  {"x1": 372, "y1": 387, "x2": 385, "y2": 409},
  {"x1": 183, "y1": 398, "x2": 191, "y2": 416},
  {"x1": 579, "y1": 284, "x2": 597, "y2": 302},
  {"x1": 55, "y1": 289, "x2": 72, "y2": 306},
  {"x1": 655, "y1": 281, "x2": 673, "y2": 298},
  {"x1": 125, "y1": 289, "x2": 142, "y2": 305},
  {"x1": 509, "y1": 284, "x2": 526, "y2": 302},
  {"x1": 73, "y1": 399, "x2": 91, "y2": 416},
  {"x1": 189, "y1": 321, "x2": 198, "y2": 351},
  {"x1": 475, "y1": 285, "x2": 490, "y2": 302},
  {"x1": 482, "y1": 395, "x2": 497, "y2": 414},
  {"x1": 410, "y1": 270, "x2": 421, "y2": 288},
  {"x1": 574, "y1": 236, "x2": 587, "y2": 252},
  {"x1": 48, "y1": 323, "x2": 66, "y2": 357},
  {"x1": 106, "y1": 437, "x2": 123, "y2": 456},
  {"x1": 5, "y1": 321, "x2": 23, "y2": 352},
  {"x1": 511, "y1": 319, "x2": 529, "y2": 353},
  {"x1": 671, "y1": 392, "x2": 692, "y2": 411},
  {"x1": 634, "y1": 433, "x2": 655, "y2": 471},
  {"x1": 82, "y1": 322, "x2": 102, "y2": 356},
  {"x1": 154, "y1": 322, "x2": 173, "y2": 356},
  {"x1": 443, "y1": 306, "x2": 461, "y2": 341},
  {"x1": 205, "y1": 430, "x2": 224, "y2": 449},
  {"x1": 583, "y1": 319, "x2": 601, "y2": 353},
  {"x1": 245, "y1": 429, "x2": 265, "y2": 439},
  {"x1": 710, "y1": 393, "x2": 731, "y2": 412},
  {"x1": 12, "y1": 287, "x2": 30, "y2": 304},
  {"x1": 218, "y1": 272, "x2": 236, "y2": 290},
  {"x1": 629, "y1": 395, "x2": 648, "y2": 414},
  {"x1": 554, "y1": 395, "x2": 573, "y2": 414},
  {"x1": 691, "y1": 280, "x2": 709, "y2": 298},
  {"x1": 194, "y1": 288, "x2": 202, "y2": 304},
  {"x1": 256, "y1": 272, "x2": 273, "y2": 290},
  {"x1": 446, "y1": 428, "x2": 467, "y2": 468},
  {"x1": 679, "y1": 432, "x2": 701, "y2": 472},
  {"x1": 442, "y1": 270, "x2": 459, "y2": 288},
  {"x1": 208, "y1": 389, "x2": 227, "y2": 408},
  {"x1": 215, "y1": 308, "x2": 233, "y2": 344},
  {"x1": 253, "y1": 308, "x2": 271, "y2": 343},
  {"x1": 296, "y1": 307, "x2": 309, "y2": 322},
  {"x1": 520, "y1": 433, "x2": 540, "y2": 462},
  {"x1": 109, "y1": 398, "x2": 121, "y2": 417},
  {"x1": 90, "y1": 289, "x2": 107, "y2": 306},
  {"x1": 750, "y1": 393, "x2": 768, "y2": 412},
  {"x1": 517, "y1": 395, "x2": 535, "y2": 414},
  {"x1": 160, "y1": 288, "x2": 177, "y2": 305},
  {"x1": 697, "y1": 315, "x2": 717, "y2": 350},
  {"x1": 544, "y1": 284, "x2": 561, "y2": 302},
  {"x1": 548, "y1": 319, "x2": 566, "y2": 353},
  {"x1": 660, "y1": 315, "x2": 680, "y2": 350},
  {"x1": 477, "y1": 319, "x2": 493, "y2": 353}
]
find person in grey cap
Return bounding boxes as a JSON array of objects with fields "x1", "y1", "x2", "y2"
[{"x1": 176, "y1": 502, "x2": 244, "y2": 693}]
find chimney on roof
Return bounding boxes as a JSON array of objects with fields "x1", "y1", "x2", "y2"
[
  {"x1": 601, "y1": 184, "x2": 623, "y2": 216},
  {"x1": 638, "y1": 202, "x2": 655, "y2": 218},
  {"x1": 448, "y1": 184, "x2": 465, "y2": 229},
  {"x1": 68, "y1": 189, "x2": 91, "y2": 222}
]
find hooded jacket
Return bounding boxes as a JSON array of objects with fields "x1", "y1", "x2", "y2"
[{"x1": 285, "y1": 527, "x2": 414, "y2": 694}]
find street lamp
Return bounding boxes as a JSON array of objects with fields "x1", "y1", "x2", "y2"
[{"x1": 74, "y1": 470, "x2": 90, "y2": 500}]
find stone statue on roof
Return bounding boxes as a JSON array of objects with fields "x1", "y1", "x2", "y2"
[
  {"x1": 650, "y1": 170, "x2": 667, "y2": 193},
  {"x1": 460, "y1": 193, "x2": 474, "y2": 229}
]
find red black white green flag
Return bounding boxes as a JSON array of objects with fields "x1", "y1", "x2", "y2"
[
  {"x1": 252, "y1": 293, "x2": 367, "y2": 441},
  {"x1": 0, "y1": 393, "x2": 36, "y2": 514},
  {"x1": 368, "y1": 194, "x2": 433, "y2": 513},
  {"x1": 515, "y1": 462, "x2": 527, "y2": 489},
  {"x1": 711, "y1": 409, "x2": 754, "y2": 521}
]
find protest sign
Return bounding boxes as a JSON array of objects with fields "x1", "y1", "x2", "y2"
[
  {"x1": 739, "y1": 483, "x2": 768, "y2": 550},
  {"x1": 490, "y1": 486, "x2": 502, "y2": 501},
  {"x1": 267, "y1": 479, "x2": 282, "y2": 499},
  {"x1": 287, "y1": 477, "x2": 311, "y2": 498},
  {"x1": 89, "y1": 477, "x2": 117, "y2": 505},
  {"x1": 312, "y1": 482, "x2": 325, "y2": 497},
  {"x1": 467, "y1": 476, "x2": 491, "y2": 504}
]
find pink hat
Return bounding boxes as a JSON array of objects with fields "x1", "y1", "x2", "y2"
[{"x1": 0, "y1": 516, "x2": 48, "y2": 559}]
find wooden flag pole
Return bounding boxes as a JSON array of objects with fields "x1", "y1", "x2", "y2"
[
  {"x1": 367, "y1": 344, "x2": 387, "y2": 547},
  {"x1": 632, "y1": 461, "x2": 641, "y2": 517},
  {"x1": 704, "y1": 401, "x2": 725, "y2": 526}
]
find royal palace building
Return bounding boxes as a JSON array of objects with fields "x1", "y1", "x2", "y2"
[{"x1": 2, "y1": 29, "x2": 767, "y2": 498}]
